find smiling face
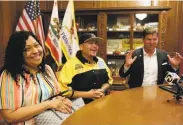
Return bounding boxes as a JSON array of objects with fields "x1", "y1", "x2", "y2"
[
  {"x1": 143, "y1": 33, "x2": 158, "y2": 53},
  {"x1": 80, "y1": 40, "x2": 99, "y2": 60},
  {"x1": 23, "y1": 36, "x2": 43, "y2": 70}
]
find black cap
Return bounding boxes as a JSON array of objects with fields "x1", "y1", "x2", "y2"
[{"x1": 79, "y1": 33, "x2": 103, "y2": 45}]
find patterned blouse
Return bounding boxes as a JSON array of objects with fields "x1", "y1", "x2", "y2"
[{"x1": 0, "y1": 65, "x2": 60, "y2": 125}]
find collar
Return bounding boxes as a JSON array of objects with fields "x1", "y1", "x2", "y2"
[
  {"x1": 76, "y1": 50, "x2": 98, "y2": 64},
  {"x1": 143, "y1": 48, "x2": 157, "y2": 56}
]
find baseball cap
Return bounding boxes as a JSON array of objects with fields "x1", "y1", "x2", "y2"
[{"x1": 79, "y1": 33, "x2": 103, "y2": 45}]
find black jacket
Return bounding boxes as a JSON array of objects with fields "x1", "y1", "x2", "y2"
[{"x1": 119, "y1": 48, "x2": 177, "y2": 88}]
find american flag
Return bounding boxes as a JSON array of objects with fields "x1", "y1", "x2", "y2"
[{"x1": 16, "y1": 0, "x2": 45, "y2": 49}]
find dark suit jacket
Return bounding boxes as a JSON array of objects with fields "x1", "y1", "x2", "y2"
[{"x1": 119, "y1": 48, "x2": 176, "y2": 88}]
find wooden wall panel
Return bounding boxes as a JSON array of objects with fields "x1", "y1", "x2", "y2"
[
  {"x1": 40, "y1": 1, "x2": 50, "y2": 11},
  {"x1": 0, "y1": 1, "x2": 183, "y2": 69},
  {"x1": 176, "y1": 2, "x2": 183, "y2": 74},
  {"x1": 0, "y1": 1, "x2": 25, "y2": 68},
  {"x1": 75, "y1": 1, "x2": 94, "y2": 9},
  {"x1": 178, "y1": 1, "x2": 183, "y2": 53},
  {"x1": 117, "y1": 0, "x2": 151, "y2": 7},
  {"x1": 43, "y1": 1, "x2": 152, "y2": 10},
  {"x1": 98, "y1": 12, "x2": 107, "y2": 61},
  {"x1": 57, "y1": 1, "x2": 94, "y2": 10},
  {"x1": 0, "y1": 1, "x2": 15, "y2": 69},
  {"x1": 93, "y1": 1, "x2": 118, "y2": 8},
  {"x1": 58, "y1": 1, "x2": 68, "y2": 9},
  {"x1": 164, "y1": 1, "x2": 182, "y2": 52},
  {"x1": 151, "y1": 0, "x2": 170, "y2": 6},
  {"x1": 0, "y1": 2, "x2": 3, "y2": 68}
]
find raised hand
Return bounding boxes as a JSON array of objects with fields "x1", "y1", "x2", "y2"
[
  {"x1": 124, "y1": 50, "x2": 137, "y2": 68},
  {"x1": 167, "y1": 52, "x2": 183, "y2": 68}
]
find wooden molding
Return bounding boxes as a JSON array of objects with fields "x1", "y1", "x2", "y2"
[
  {"x1": 98, "y1": 12, "x2": 107, "y2": 61},
  {"x1": 42, "y1": 6, "x2": 171, "y2": 13},
  {"x1": 159, "y1": 11, "x2": 168, "y2": 50}
]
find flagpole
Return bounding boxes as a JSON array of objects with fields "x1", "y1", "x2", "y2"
[
  {"x1": 33, "y1": 0, "x2": 37, "y2": 35},
  {"x1": 35, "y1": 0, "x2": 46, "y2": 54}
]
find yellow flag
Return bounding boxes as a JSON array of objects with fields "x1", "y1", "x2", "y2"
[{"x1": 60, "y1": 0, "x2": 79, "y2": 61}]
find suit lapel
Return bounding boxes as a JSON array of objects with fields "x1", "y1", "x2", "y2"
[
  {"x1": 138, "y1": 48, "x2": 144, "y2": 80},
  {"x1": 157, "y1": 49, "x2": 162, "y2": 82}
]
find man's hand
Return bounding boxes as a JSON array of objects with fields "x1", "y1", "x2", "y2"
[
  {"x1": 87, "y1": 89, "x2": 104, "y2": 99},
  {"x1": 168, "y1": 52, "x2": 183, "y2": 68},
  {"x1": 124, "y1": 50, "x2": 137, "y2": 68}
]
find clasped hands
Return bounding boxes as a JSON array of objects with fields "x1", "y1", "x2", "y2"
[
  {"x1": 48, "y1": 96, "x2": 72, "y2": 114},
  {"x1": 88, "y1": 89, "x2": 105, "y2": 100}
]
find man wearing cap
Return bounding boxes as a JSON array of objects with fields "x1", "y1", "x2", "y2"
[
  {"x1": 119, "y1": 27, "x2": 183, "y2": 88},
  {"x1": 58, "y1": 33, "x2": 113, "y2": 104}
]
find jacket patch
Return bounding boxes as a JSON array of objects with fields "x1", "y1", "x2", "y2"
[
  {"x1": 98, "y1": 60, "x2": 105, "y2": 69},
  {"x1": 75, "y1": 64, "x2": 83, "y2": 70}
]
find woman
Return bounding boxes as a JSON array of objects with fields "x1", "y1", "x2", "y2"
[{"x1": 0, "y1": 31, "x2": 72, "y2": 125}]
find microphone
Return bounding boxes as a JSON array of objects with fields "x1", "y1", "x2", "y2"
[
  {"x1": 165, "y1": 72, "x2": 180, "y2": 85},
  {"x1": 165, "y1": 72, "x2": 183, "y2": 95}
]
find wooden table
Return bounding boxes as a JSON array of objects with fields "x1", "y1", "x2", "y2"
[{"x1": 62, "y1": 86, "x2": 183, "y2": 125}]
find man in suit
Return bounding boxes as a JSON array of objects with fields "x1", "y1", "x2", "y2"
[{"x1": 119, "y1": 27, "x2": 183, "y2": 88}]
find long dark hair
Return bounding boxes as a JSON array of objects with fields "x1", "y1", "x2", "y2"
[{"x1": 3, "y1": 31, "x2": 45, "y2": 79}]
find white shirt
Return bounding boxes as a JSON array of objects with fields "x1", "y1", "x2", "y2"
[
  {"x1": 142, "y1": 49, "x2": 158, "y2": 86},
  {"x1": 124, "y1": 48, "x2": 177, "y2": 87},
  {"x1": 124, "y1": 48, "x2": 158, "y2": 86}
]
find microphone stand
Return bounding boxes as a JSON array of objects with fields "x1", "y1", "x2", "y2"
[{"x1": 167, "y1": 81, "x2": 183, "y2": 102}]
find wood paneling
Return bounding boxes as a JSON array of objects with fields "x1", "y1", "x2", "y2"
[
  {"x1": 158, "y1": 11, "x2": 168, "y2": 50},
  {"x1": 151, "y1": 0, "x2": 170, "y2": 6},
  {"x1": 164, "y1": 1, "x2": 182, "y2": 52},
  {"x1": 0, "y1": 1, "x2": 183, "y2": 69},
  {"x1": 75, "y1": 1, "x2": 94, "y2": 9},
  {"x1": 93, "y1": 0, "x2": 151, "y2": 8},
  {"x1": 176, "y1": 1, "x2": 183, "y2": 74},
  {"x1": 93, "y1": 1, "x2": 118, "y2": 8},
  {"x1": 98, "y1": 12, "x2": 107, "y2": 61},
  {"x1": 0, "y1": 1, "x2": 25, "y2": 68},
  {"x1": 117, "y1": 0, "x2": 151, "y2": 7},
  {"x1": 40, "y1": 1, "x2": 50, "y2": 11},
  {"x1": 58, "y1": 1, "x2": 68, "y2": 9},
  {"x1": 43, "y1": 1, "x2": 152, "y2": 10},
  {"x1": 0, "y1": 2, "x2": 3, "y2": 68},
  {"x1": 56, "y1": 1, "x2": 94, "y2": 10},
  {"x1": 178, "y1": 2, "x2": 183, "y2": 53},
  {"x1": 0, "y1": 1, "x2": 15, "y2": 68}
]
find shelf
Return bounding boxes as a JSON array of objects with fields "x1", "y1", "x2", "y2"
[
  {"x1": 133, "y1": 30, "x2": 144, "y2": 32},
  {"x1": 78, "y1": 30, "x2": 97, "y2": 32},
  {"x1": 107, "y1": 54, "x2": 126, "y2": 56},
  {"x1": 107, "y1": 30, "x2": 130, "y2": 32},
  {"x1": 107, "y1": 30, "x2": 144, "y2": 32},
  {"x1": 107, "y1": 54, "x2": 125, "y2": 59}
]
